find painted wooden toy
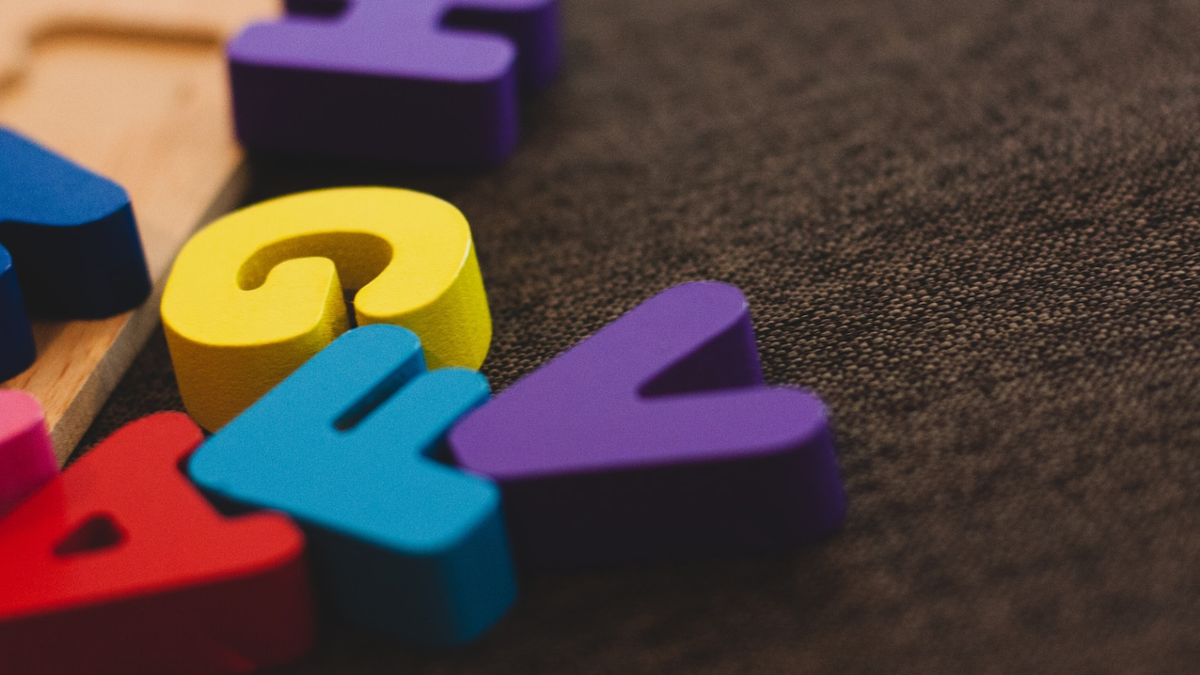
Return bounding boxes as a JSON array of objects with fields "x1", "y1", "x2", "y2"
[
  {"x1": 0, "y1": 246, "x2": 35, "y2": 380},
  {"x1": 449, "y1": 282, "x2": 848, "y2": 569},
  {"x1": 0, "y1": 128, "x2": 151, "y2": 381},
  {"x1": 188, "y1": 325, "x2": 515, "y2": 647},
  {"x1": 0, "y1": 412, "x2": 315, "y2": 675},
  {"x1": 0, "y1": 0, "x2": 850, "y2": 664},
  {"x1": 160, "y1": 186, "x2": 492, "y2": 431},
  {"x1": 0, "y1": 391, "x2": 58, "y2": 517},
  {"x1": 229, "y1": 0, "x2": 560, "y2": 166}
]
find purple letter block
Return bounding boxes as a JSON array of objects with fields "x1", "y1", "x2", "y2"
[
  {"x1": 449, "y1": 282, "x2": 847, "y2": 570},
  {"x1": 229, "y1": 0, "x2": 561, "y2": 167}
]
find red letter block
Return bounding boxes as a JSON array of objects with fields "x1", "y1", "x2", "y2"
[{"x1": 0, "y1": 413, "x2": 314, "y2": 675}]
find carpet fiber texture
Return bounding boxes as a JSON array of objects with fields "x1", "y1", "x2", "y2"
[{"x1": 75, "y1": 0, "x2": 1200, "y2": 672}]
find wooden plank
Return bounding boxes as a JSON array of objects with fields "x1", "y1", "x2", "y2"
[{"x1": 0, "y1": 1, "x2": 277, "y2": 465}]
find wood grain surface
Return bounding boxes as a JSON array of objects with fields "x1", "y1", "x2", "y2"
[{"x1": 0, "y1": 0, "x2": 277, "y2": 464}]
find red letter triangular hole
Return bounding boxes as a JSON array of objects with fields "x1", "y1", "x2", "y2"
[{"x1": 0, "y1": 413, "x2": 314, "y2": 675}]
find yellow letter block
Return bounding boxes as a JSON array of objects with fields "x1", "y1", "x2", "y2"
[{"x1": 161, "y1": 187, "x2": 491, "y2": 431}]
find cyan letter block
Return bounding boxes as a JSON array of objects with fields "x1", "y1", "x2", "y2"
[{"x1": 188, "y1": 324, "x2": 515, "y2": 647}]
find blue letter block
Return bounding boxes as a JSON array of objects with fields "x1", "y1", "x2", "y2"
[
  {"x1": 0, "y1": 246, "x2": 35, "y2": 381},
  {"x1": 0, "y1": 127, "x2": 152, "y2": 380},
  {"x1": 188, "y1": 324, "x2": 516, "y2": 647},
  {"x1": 0, "y1": 128, "x2": 151, "y2": 319}
]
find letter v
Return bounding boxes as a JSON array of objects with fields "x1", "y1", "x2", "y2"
[{"x1": 449, "y1": 281, "x2": 847, "y2": 570}]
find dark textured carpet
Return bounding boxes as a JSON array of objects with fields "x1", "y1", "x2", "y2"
[{"x1": 74, "y1": 0, "x2": 1200, "y2": 672}]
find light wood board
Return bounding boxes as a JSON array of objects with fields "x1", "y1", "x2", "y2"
[{"x1": 0, "y1": 0, "x2": 278, "y2": 465}]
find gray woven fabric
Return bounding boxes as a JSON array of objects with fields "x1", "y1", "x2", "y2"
[{"x1": 76, "y1": 0, "x2": 1200, "y2": 672}]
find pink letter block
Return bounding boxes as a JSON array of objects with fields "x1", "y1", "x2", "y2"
[{"x1": 0, "y1": 391, "x2": 57, "y2": 516}]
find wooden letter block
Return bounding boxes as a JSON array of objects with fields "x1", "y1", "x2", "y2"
[
  {"x1": 161, "y1": 186, "x2": 492, "y2": 431},
  {"x1": 0, "y1": 246, "x2": 35, "y2": 382},
  {"x1": 0, "y1": 128, "x2": 151, "y2": 380},
  {"x1": 0, "y1": 391, "x2": 57, "y2": 517},
  {"x1": 449, "y1": 282, "x2": 848, "y2": 570},
  {"x1": 189, "y1": 325, "x2": 516, "y2": 647},
  {"x1": 229, "y1": 0, "x2": 560, "y2": 166},
  {"x1": 0, "y1": 413, "x2": 315, "y2": 675}
]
